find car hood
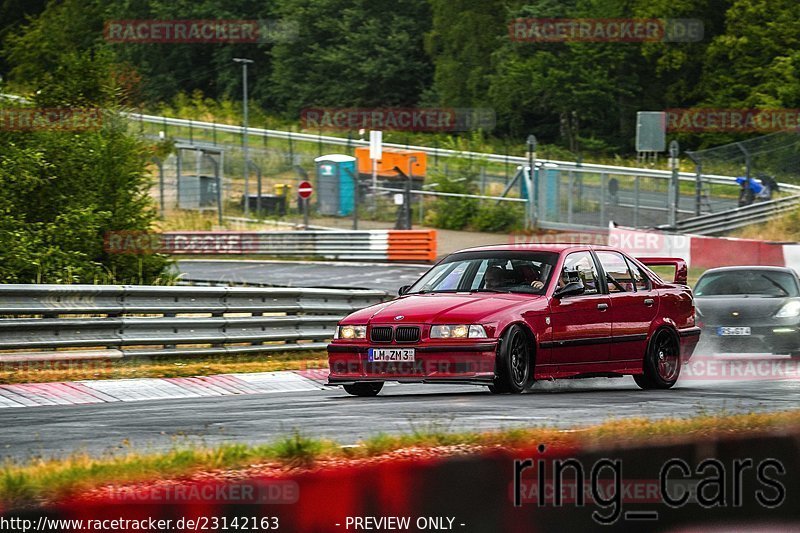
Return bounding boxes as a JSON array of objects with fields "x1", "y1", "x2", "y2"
[
  {"x1": 695, "y1": 296, "x2": 795, "y2": 322},
  {"x1": 344, "y1": 292, "x2": 546, "y2": 324}
]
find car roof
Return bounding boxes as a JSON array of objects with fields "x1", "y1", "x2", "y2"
[
  {"x1": 453, "y1": 243, "x2": 617, "y2": 254},
  {"x1": 698, "y1": 265, "x2": 798, "y2": 276}
]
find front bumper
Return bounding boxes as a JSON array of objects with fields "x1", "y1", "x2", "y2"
[
  {"x1": 696, "y1": 324, "x2": 800, "y2": 355},
  {"x1": 326, "y1": 341, "x2": 498, "y2": 385}
]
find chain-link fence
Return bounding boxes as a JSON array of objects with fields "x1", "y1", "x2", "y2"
[
  {"x1": 138, "y1": 115, "x2": 775, "y2": 232},
  {"x1": 687, "y1": 132, "x2": 800, "y2": 208}
]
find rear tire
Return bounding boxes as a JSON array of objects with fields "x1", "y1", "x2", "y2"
[
  {"x1": 634, "y1": 328, "x2": 681, "y2": 390},
  {"x1": 490, "y1": 325, "x2": 532, "y2": 394},
  {"x1": 343, "y1": 382, "x2": 384, "y2": 397}
]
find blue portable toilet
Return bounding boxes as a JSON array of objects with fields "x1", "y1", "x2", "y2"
[
  {"x1": 542, "y1": 165, "x2": 561, "y2": 220},
  {"x1": 521, "y1": 164, "x2": 561, "y2": 221},
  {"x1": 315, "y1": 154, "x2": 356, "y2": 216}
]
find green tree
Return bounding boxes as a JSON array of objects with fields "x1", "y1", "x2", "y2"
[
  {"x1": 1, "y1": 0, "x2": 170, "y2": 283},
  {"x1": 700, "y1": 0, "x2": 800, "y2": 108},
  {"x1": 268, "y1": 0, "x2": 432, "y2": 116},
  {"x1": 425, "y1": 0, "x2": 508, "y2": 107}
]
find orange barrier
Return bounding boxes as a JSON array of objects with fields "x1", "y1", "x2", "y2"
[
  {"x1": 355, "y1": 146, "x2": 427, "y2": 178},
  {"x1": 107, "y1": 230, "x2": 440, "y2": 263},
  {"x1": 388, "y1": 230, "x2": 437, "y2": 262}
]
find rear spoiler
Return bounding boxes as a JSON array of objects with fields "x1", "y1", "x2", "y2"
[{"x1": 636, "y1": 257, "x2": 688, "y2": 285}]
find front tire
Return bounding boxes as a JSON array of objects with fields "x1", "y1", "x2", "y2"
[
  {"x1": 343, "y1": 382, "x2": 384, "y2": 397},
  {"x1": 490, "y1": 325, "x2": 532, "y2": 394},
  {"x1": 634, "y1": 328, "x2": 681, "y2": 390}
]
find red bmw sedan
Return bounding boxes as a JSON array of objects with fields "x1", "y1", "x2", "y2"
[{"x1": 327, "y1": 244, "x2": 700, "y2": 396}]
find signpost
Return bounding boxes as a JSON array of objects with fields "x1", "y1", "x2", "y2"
[
  {"x1": 369, "y1": 131, "x2": 382, "y2": 211},
  {"x1": 298, "y1": 180, "x2": 313, "y2": 230}
]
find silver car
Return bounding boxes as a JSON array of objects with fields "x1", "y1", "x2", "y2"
[{"x1": 694, "y1": 266, "x2": 800, "y2": 358}]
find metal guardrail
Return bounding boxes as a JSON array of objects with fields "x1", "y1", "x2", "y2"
[
  {"x1": 2, "y1": 94, "x2": 797, "y2": 193},
  {"x1": 662, "y1": 194, "x2": 800, "y2": 235},
  {"x1": 126, "y1": 112, "x2": 800, "y2": 193},
  {"x1": 149, "y1": 230, "x2": 437, "y2": 261},
  {"x1": 0, "y1": 284, "x2": 389, "y2": 359}
]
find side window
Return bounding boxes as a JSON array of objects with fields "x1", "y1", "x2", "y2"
[
  {"x1": 561, "y1": 252, "x2": 600, "y2": 295},
  {"x1": 596, "y1": 252, "x2": 635, "y2": 293},
  {"x1": 625, "y1": 257, "x2": 652, "y2": 292}
]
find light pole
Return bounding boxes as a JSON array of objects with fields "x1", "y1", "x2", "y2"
[
  {"x1": 233, "y1": 58, "x2": 254, "y2": 216},
  {"x1": 526, "y1": 134, "x2": 537, "y2": 228},
  {"x1": 407, "y1": 156, "x2": 417, "y2": 230}
]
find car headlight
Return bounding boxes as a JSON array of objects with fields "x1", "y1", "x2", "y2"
[
  {"x1": 430, "y1": 325, "x2": 487, "y2": 339},
  {"x1": 335, "y1": 325, "x2": 367, "y2": 340},
  {"x1": 775, "y1": 301, "x2": 800, "y2": 318}
]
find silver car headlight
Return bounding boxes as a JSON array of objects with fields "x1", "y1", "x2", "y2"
[
  {"x1": 430, "y1": 325, "x2": 487, "y2": 339},
  {"x1": 335, "y1": 325, "x2": 367, "y2": 340},
  {"x1": 775, "y1": 301, "x2": 800, "y2": 318}
]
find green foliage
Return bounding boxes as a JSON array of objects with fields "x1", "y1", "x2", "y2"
[
  {"x1": 424, "y1": 0, "x2": 507, "y2": 107},
  {"x1": 421, "y1": 163, "x2": 524, "y2": 232},
  {"x1": 268, "y1": 0, "x2": 432, "y2": 116},
  {"x1": 273, "y1": 432, "x2": 324, "y2": 466},
  {"x1": 423, "y1": 171, "x2": 478, "y2": 230},
  {"x1": 2, "y1": 0, "x2": 800, "y2": 158},
  {"x1": 470, "y1": 202, "x2": 524, "y2": 232},
  {"x1": 0, "y1": 111, "x2": 171, "y2": 284}
]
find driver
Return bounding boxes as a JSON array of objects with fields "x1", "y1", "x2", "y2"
[{"x1": 484, "y1": 266, "x2": 506, "y2": 289}]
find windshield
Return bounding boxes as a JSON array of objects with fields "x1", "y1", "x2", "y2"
[
  {"x1": 406, "y1": 251, "x2": 557, "y2": 295},
  {"x1": 694, "y1": 270, "x2": 799, "y2": 297}
]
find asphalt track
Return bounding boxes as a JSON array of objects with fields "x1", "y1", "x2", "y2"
[
  {"x1": 2, "y1": 370, "x2": 797, "y2": 462},
  {"x1": 176, "y1": 260, "x2": 430, "y2": 291}
]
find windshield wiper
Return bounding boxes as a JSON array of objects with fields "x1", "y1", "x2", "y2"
[
  {"x1": 759, "y1": 275, "x2": 789, "y2": 296},
  {"x1": 470, "y1": 288, "x2": 508, "y2": 293},
  {"x1": 407, "y1": 289, "x2": 458, "y2": 295}
]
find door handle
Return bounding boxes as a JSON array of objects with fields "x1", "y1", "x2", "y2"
[
  {"x1": 597, "y1": 303, "x2": 609, "y2": 311},
  {"x1": 644, "y1": 298, "x2": 654, "y2": 307}
]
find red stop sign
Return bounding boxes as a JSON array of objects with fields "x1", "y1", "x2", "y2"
[{"x1": 298, "y1": 181, "x2": 314, "y2": 199}]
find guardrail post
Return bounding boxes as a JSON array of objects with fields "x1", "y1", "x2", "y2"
[
  {"x1": 567, "y1": 170, "x2": 574, "y2": 225},
  {"x1": 695, "y1": 162, "x2": 703, "y2": 216},
  {"x1": 669, "y1": 140, "x2": 680, "y2": 227},
  {"x1": 600, "y1": 172, "x2": 607, "y2": 226}
]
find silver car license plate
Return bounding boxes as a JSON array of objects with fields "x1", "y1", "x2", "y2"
[{"x1": 717, "y1": 327, "x2": 751, "y2": 336}]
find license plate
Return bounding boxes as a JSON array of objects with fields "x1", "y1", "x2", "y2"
[
  {"x1": 717, "y1": 327, "x2": 751, "y2": 336},
  {"x1": 368, "y1": 348, "x2": 415, "y2": 362}
]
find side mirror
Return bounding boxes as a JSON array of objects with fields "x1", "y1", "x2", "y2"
[
  {"x1": 398, "y1": 285, "x2": 411, "y2": 296},
  {"x1": 554, "y1": 281, "x2": 585, "y2": 298}
]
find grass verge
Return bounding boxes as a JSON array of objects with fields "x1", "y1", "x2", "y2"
[
  {"x1": 2, "y1": 409, "x2": 799, "y2": 508},
  {"x1": 0, "y1": 351, "x2": 327, "y2": 385},
  {"x1": 733, "y1": 207, "x2": 800, "y2": 242}
]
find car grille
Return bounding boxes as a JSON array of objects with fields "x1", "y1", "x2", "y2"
[
  {"x1": 368, "y1": 325, "x2": 421, "y2": 343},
  {"x1": 370, "y1": 326, "x2": 394, "y2": 343},
  {"x1": 395, "y1": 326, "x2": 420, "y2": 343}
]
